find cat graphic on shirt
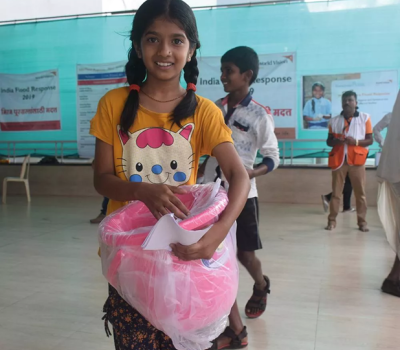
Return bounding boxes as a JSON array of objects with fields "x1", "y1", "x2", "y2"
[{"x1": 117, "y1": 124, "x2": 195, "y2": 186}]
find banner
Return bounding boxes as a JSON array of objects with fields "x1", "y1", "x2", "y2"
[
  {"x1": 196, "y1": 53, "x2": 297, "y2": 139},
  {"x1": 0, "y1": 70, "x2": 61, "y2": 131},
  {"x1": 76, "y1": 61, "x2": 127, "y2": 158},
  {"x1": 302, "y1": 70, "x2": 398, "y2": 130}
]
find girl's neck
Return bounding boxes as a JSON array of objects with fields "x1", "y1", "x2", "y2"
[
  {"x1": 142, "y1": 76, "x2": 185, "y2": 99},
  {"x1": 139, "y1": 76, "x2": 186, "y2": 114},
  {"x1": 228, "y1": 88, "x2": 249, "y2": 109}
]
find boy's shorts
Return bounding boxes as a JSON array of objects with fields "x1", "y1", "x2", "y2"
[{"x1": 236, "y1": 197, "x2": 263, "y2": 252}]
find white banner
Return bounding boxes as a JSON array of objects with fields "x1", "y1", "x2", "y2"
[
  {"x1": 197, "y1": 53, "x2": 297, "y2": 139},
  {"x1": 0, "y1": 70, "x2": 61, "y2": 131},
  {"x1": 76, "y1": 61, "x2": 127, "y2": 158},
  {"x1": 331, "y1": 70, "x2": 398, "y2": 125}
]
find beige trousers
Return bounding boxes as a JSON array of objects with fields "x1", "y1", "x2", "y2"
[{"x1": 328, "y1": 161, "x2": 367, "y2": 227}]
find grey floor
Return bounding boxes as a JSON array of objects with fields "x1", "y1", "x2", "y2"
[{"x1": 0, "y1": 196, "x2": 399, "y2": 350}]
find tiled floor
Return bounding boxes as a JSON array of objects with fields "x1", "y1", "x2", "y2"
[{"x1": 0, "y1": 196, "x2": 399, "y2": 350}]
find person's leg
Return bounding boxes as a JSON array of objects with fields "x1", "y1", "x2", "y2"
[
  {"x1": 348, "y1": 165, "x2": 368, "y2": 231},
  {"x1": 321, "y1": 193, "x2": 331, "y2": 212},
  {"x1": 237, "y1": 249, "x2": 270, "y2": 318},
  {"x1": 327, "y1": 164, "x2": 348, "y2": 229},
  {"x1": 237, "y1": 250, "x2": 266, "y2": 287},
  {"x1": 90, "y1": 197, "x2": 108, "y2": 224},
  {"x1": 101, "y1": 197, "x2": 109, "y2": 215},
  {"x1": 211, "y1": 199, "x2": 263, "y2": 348},
  {"x1": 342, "y1": 174, "x2": 353, "y2": 211},
  {"x1": 236, "y1": 198, "x2": 264, "y2": 287},
  {"x1": 212, "y1": 301, "x2": 248, "y2": 349},
  {"x1": 382, "y1": 256, "x2": 400, "y2": 297},
  {"x1": 387, "y1": 256, "x2": 400, "y2": 281},
  {"x1": 105, "y1": 285, "x2": 176, "y2": 350},
  {"x1": 236, "y1": 198, "x2": 270, "y2": 318}
]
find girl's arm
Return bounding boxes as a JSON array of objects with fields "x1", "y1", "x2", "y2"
[
  {"x1": 94, "y1": 138, "x2": 189, "y2": 219},
  {"x1": 171, "y1": 142, "x2": 249, "y2": 260}
]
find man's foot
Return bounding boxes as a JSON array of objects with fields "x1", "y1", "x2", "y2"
[
  {"x1": 245, "y1": 276, "x2": 270, "y2": 319},
  {"x1": 90, "y1": 213, "x2": 105, "y2": 224},
  {"x1": 208, "y1": 326, "x2": 248, "y2": 350},
  {"x1": 321, "y1": 195, "x2": 329, "y2": 213},
  {"x1": 358, "y1": 225, "x2": 369, "y2": 232},
  {"x1": 325, "y1": 222, "x2": 336, "y2": 231},
  {"x1": 342, "y1": 207, "x2": 356, "y2": 213},
  {"x1": 381, "y1": 278, "x2": 400, "y2": 297}
]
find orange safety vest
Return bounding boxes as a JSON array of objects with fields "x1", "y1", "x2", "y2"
[{"x1": 328, "y1": 112, "x2": 371, "y2": 171}]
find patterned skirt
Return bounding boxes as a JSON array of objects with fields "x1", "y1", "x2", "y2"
[{"x1": 103, "y1": 284, "x2": 176, "y2": 350}]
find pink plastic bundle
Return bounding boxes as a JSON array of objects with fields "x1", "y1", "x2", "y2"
[{"x1": 99, "y1": 182, "x2": 238, "y2": 350}]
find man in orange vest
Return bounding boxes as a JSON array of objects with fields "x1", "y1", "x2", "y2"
[{"x1": 326, "y1": 91, "x2": 373, "y2": 232}]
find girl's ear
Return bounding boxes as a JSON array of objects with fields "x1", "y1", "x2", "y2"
[
  {"x1": 134, "y1": 42, "x2": 142, "y2": 59},
  {"x1": 187, "y1": 47, "x2": 195, "y2": 62}
]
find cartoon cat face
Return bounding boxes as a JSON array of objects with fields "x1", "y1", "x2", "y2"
[{"x1": 117, "y1": 124, "x2": 195, "y2": 186}]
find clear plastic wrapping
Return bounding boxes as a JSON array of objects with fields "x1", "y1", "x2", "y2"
[{"x1": 99, "y1": 182, "x2": 238, "y2": 350}]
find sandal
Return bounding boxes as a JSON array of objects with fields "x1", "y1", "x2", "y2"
[
  {"x1": 325, "y1": 221, "x2": 336, "y2": 231},
  {"x1": 208, "y1": 326, "x2": 248, "y2": 350},
  {"x1": 359, "y1": 225, "x2": 369, "y2": 232},
  {"x1": 245, "y1": 275, "x2": 270, "y2": 319}
]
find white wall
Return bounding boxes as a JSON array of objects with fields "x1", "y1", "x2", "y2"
[
  {"x1": 1, "y1": 0, "x2": 273, "y2": 22},
  {"x1": 0, "y1": 0, "x2": 102, "y2": 21}
]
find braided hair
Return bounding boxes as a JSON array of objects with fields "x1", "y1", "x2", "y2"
[{"x1": 120, "y1": 0, "x2": 201, "y2": 133}]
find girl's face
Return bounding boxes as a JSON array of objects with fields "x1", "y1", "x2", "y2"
[
  {"x1": 136, "y1": 16, "x2": 194, "y2": 83},
  {"x1": 312, "y1": 86, "x2": 324, "y2": 99}
]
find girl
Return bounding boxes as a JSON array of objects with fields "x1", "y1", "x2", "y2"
[
  {"x1": 303, "y1": 82, "x2": 332, "y2": 129},
  {"x1": 90, "y1": 0, "x2": 250, "y2": 349}
]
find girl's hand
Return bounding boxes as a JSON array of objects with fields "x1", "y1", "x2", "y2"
[
  {"x1": 134, "y1": 183, "x2": 189, "y2": 220},
  {"x1": 170, "y1": 222, "x2": 229, "y2": 261}
]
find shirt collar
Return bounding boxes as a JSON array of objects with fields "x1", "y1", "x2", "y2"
[
  {"x1": 221, "y1": 93, "x2": 252, "y2": 108},
  {"x1": 341, "y1": 110, "x2": 360, "y2": 118}
]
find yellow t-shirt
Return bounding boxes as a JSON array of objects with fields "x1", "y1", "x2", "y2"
[{"x1": 90, "y1": 86, "x2": 232, "y2": 215}]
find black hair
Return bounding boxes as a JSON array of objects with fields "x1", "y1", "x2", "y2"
[
  {"x1": 342, "y1": 90, "x2": 357, "y2": 100},
  {"x1": 312, "y1": 82, "x2": 325, "y2": 92},
  {"x1": 221, "y1": 46, "x2": 259, "y2": 85},
  {"x1": 311, "y1": 82, "x2": 325, "y2": 113},
  {"x1": 120, "y1": 0, "x2": 201, "y2": 133}
]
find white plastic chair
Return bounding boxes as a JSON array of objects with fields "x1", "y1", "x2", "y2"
[{"x1": 2, "y1": 155, "x2": 31, "y2": 203}]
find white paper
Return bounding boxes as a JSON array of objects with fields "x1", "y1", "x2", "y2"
[{"x1": 142, "y1": 213, "x2": 212, "y2": 251}]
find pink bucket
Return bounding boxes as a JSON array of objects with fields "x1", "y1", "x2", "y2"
[{"x1": 99, "y1": 183, "x2": 238, "y2": 350}]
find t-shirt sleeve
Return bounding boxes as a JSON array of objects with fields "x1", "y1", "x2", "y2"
[
  {"x1": 200, "y1": 101, "x2": 232, "y2": 156},
  {"x1": 365, "y1": 117, "x2": 373, "y2": 134},
  {"x1": 257, "y1": 113, "x2": 279, "y2": 171},
  {"x1": 89, "y1": 95, "x2": 113, "y2": 145}
]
